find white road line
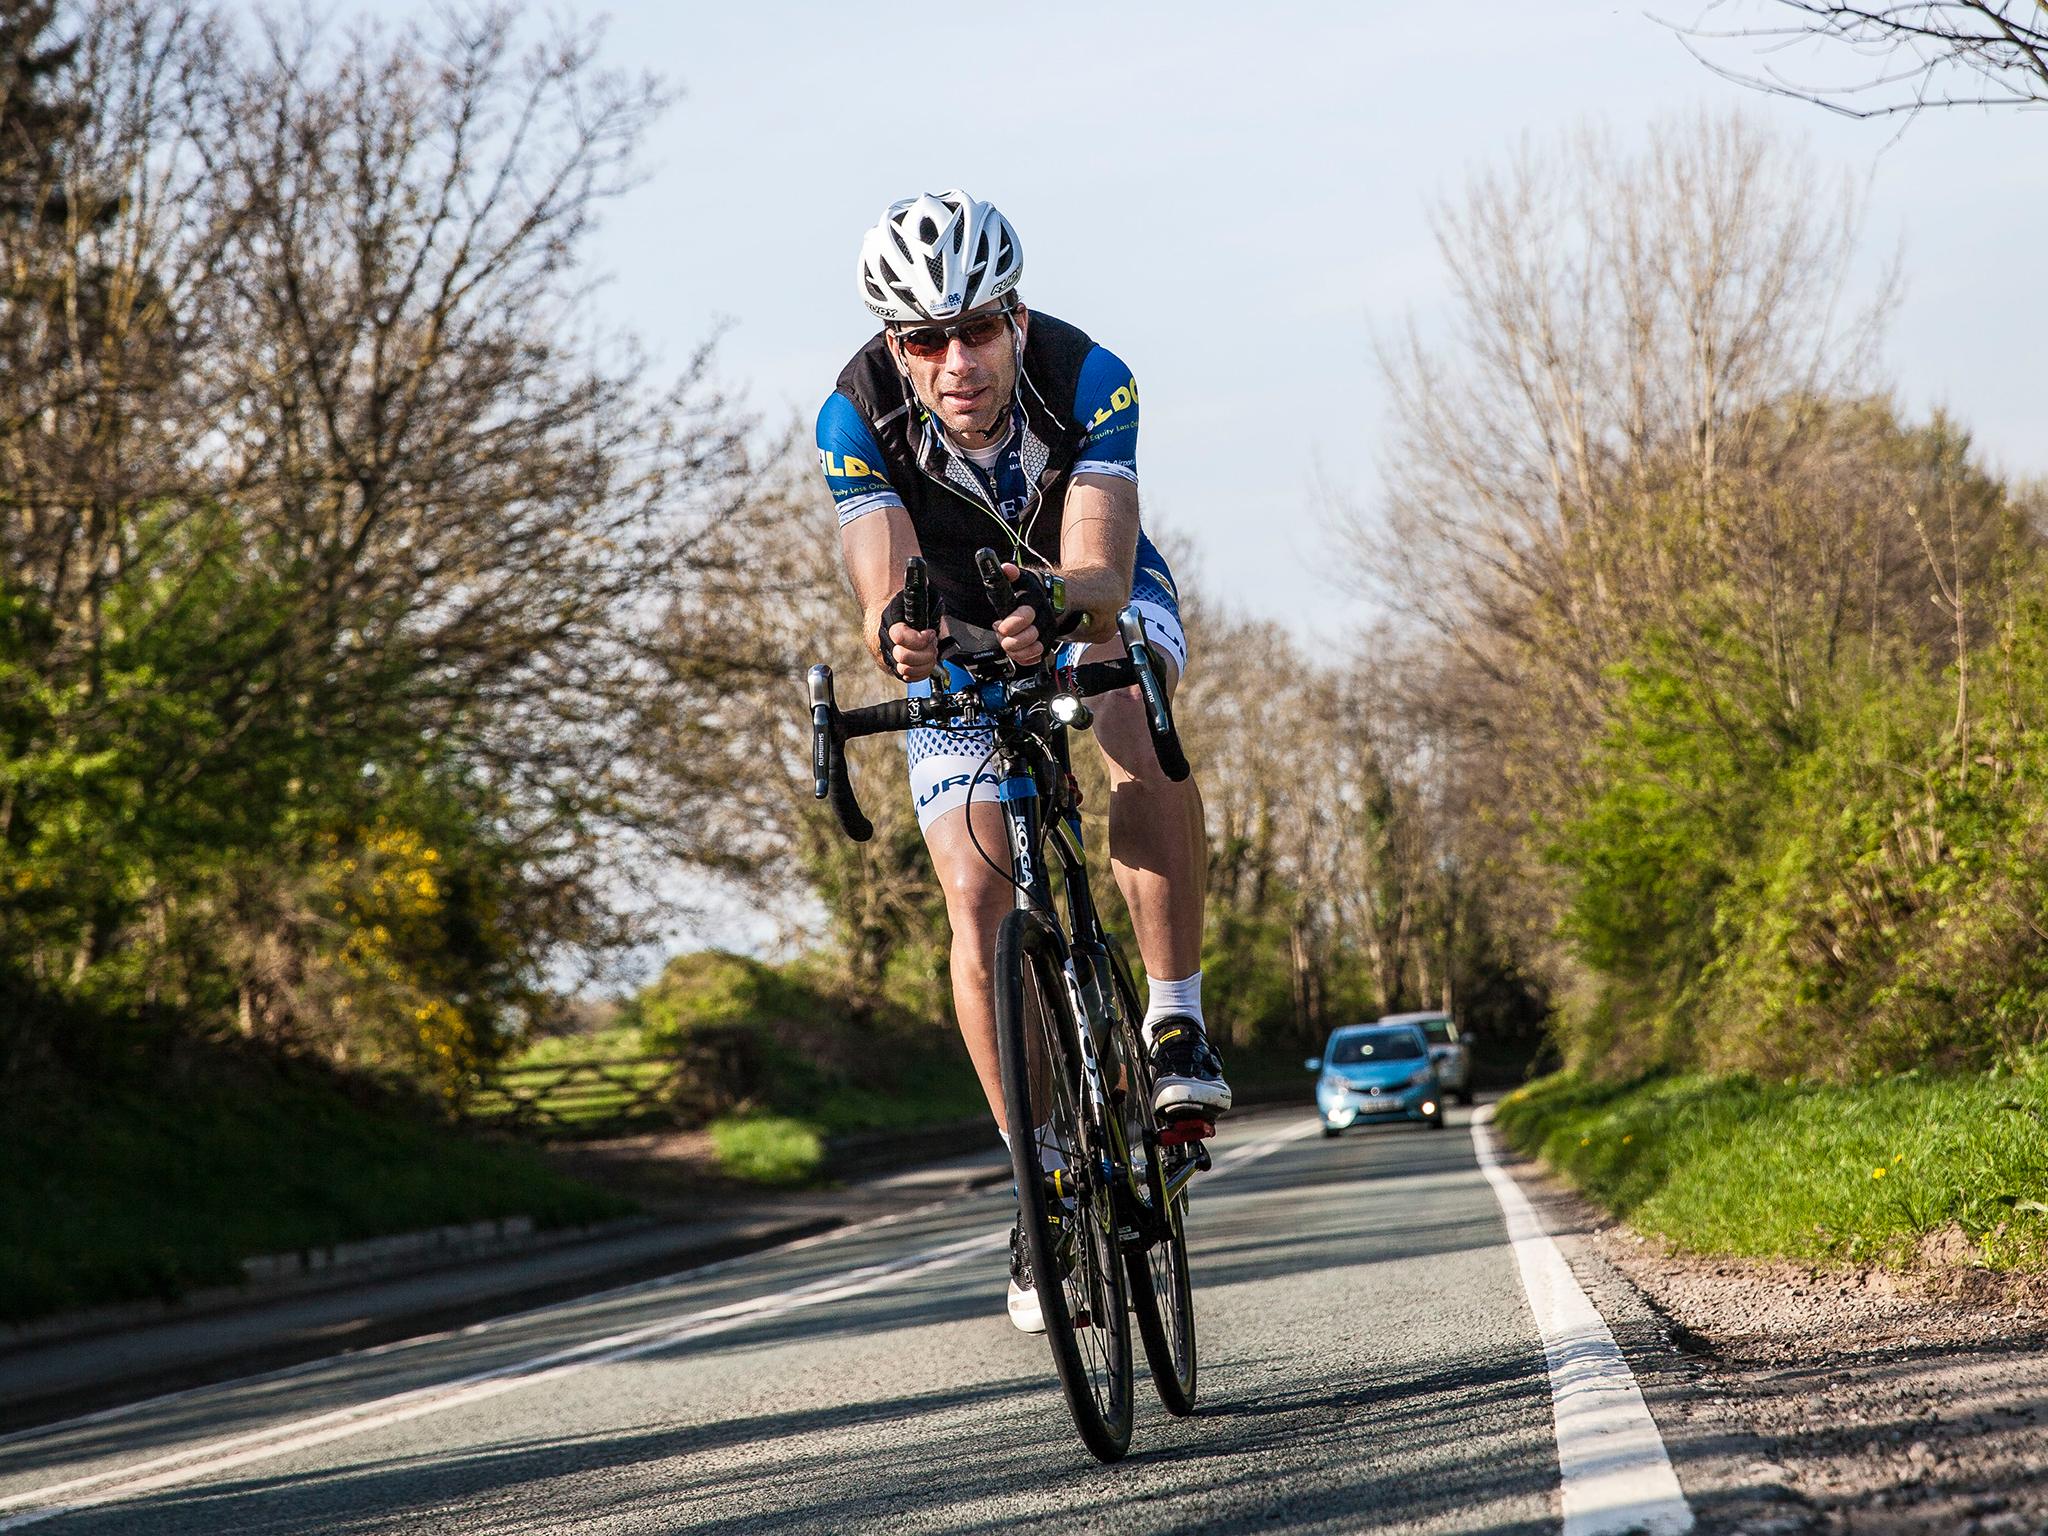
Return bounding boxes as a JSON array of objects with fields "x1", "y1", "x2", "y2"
[
  {"x1": 0, "y1": 1230, "x2": 1006, "y2": 1531},
  {"x1": 1208, "y1": 1114, "x2": 1324, "y2": 1173},
  {"x1": 1, "y1": 1114, "x2": 1317, "y2": 1529},
  {"x1": 1471, "y1": 1104, "x2": 1694, "y2": 1536},
  {"x1": 0, "y1": 1176, "x2": 1000, "y2": 1454}
]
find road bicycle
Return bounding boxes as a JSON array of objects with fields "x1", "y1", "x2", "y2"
[{"x1": 806, "y1": 550, "x2": 1208, "y2": 1462}]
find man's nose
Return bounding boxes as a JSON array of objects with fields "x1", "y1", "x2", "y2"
[{"x1": 943, "y1": 336, "x2": 976, "y2": 369}]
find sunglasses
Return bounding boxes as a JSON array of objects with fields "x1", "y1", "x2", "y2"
[{"x1": 892, "y1": 311, "x2": 1011, "y2": 360}]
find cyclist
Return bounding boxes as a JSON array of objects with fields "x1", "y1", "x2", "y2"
[{"x1": 816, "y1": 190, "x2": 1230, "y2": 1332}]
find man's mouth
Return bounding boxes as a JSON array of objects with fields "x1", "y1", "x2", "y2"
[{"x1": 941, "y1": 386, "x2": 987, "y2": 411}]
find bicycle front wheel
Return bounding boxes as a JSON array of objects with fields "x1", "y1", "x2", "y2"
[
  {"x1": 994, "y1": 908, "x2": 1134, "y2": 1464},
  {"x1": 1106, "y1": 937, "x2": 1198, "y2": 1415}
]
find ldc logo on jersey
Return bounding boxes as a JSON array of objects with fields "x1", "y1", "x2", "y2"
[
  {"x1": 820, "y1": 449, "x2": 876, "y2": 479},
  {"x1": 1085, "y1": 377, "x2": 1138, "y2": 432}
]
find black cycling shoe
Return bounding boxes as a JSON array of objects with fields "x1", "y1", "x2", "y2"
[{"x1": 1148, "y1": 1015, "x2": 1233, "y2": 1121}]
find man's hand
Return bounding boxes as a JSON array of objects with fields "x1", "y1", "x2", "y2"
[
  {"x1": 884, "y1": 619, "x2": 939, "y2": 683},
  {"x1": 994, "y1": 561, "x2": 1057, "y2": 668},
  {"x1": 877, "y1": 584, "x2": 940, "y2": 682}
]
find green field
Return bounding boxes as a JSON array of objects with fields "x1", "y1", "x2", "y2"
[
  {"x1": 2, "y1": 1054, "x2": 633, "y2": 1326},
  {"x1": 1493, "y1": 1067, "x2": 2048, "y2": 1270}
]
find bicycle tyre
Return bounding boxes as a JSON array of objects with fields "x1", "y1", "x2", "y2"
[
  {"x1": 994, "y1": 908, "x2": 1134, "y2": 1463},
  {"x1": 1104, "y1": 937, "x2": 1198, "y2": 1415}
]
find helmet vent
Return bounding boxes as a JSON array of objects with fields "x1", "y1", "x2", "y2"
[
  {"x1": 918, "y1": 216, "x2": 938, "y2": 244},
  {"x1": 974, "y1": 229, "x2": 990, "y2": 267},
  {"x1": 924, "y1": 253, "x2": 946, "y2": 289}
]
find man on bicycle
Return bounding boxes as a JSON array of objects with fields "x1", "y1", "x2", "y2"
[{"x1": 816, "y1": 190, "x2": 1230, "y2": 1332}]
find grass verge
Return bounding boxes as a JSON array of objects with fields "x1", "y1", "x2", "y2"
[
  {"x1": 1494, "y1": 1068, "x2": 2048, "y2": 1270},
  {"x1": 2, "y1": 1055, "x2": 634, "y2": 1327},
  {"x1": 708, "y1": 1114, "x2": 824, "y2": 1186}
]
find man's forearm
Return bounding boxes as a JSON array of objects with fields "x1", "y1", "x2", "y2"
[
  {"x1": 1052, "y1": 564, "x2": 1133, "y2": 644},
  {"x1": 842, "y1": 505, "x2": 925, "y2": 675},
  {"x1": 1055, "y1": 475, "x2": 1141, "y2": 643}
]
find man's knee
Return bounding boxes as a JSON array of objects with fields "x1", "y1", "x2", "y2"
[
  {"x1": 943, "y1": 866, "x2": 1011, "y2": 932},
  {"x1": 926, "y1": 811, "x2": 1013, "y2": 934},
  {"x1": 1093, "y1": 689, "x2": 1195, "y2": 792},
  {"x1": 1071, "y1": 637, "x2": 1181, "y2": 785}
]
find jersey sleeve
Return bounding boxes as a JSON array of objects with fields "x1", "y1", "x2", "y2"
[
  {"x1": 1070, "y1": 344, "x2": 1139, "y2": 484},
  {"x1": 816, "y1": 393, "x2": 905, "y2": 528}
]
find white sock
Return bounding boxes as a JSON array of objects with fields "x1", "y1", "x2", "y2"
[
  {"x1": 1143, "y1": 970, "x2": 1204, "y2": 1044},
  {"x1": 1000, "y1": 1124, "x2": 1066, "y2": 1173}
]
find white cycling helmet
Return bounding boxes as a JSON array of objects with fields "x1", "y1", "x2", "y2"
[{"x1": 857, "y1": 189, "x2": 1023, "y2": 324}]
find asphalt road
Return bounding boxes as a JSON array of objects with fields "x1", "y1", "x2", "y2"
[{"x1": 0, "y1": 1107, "x2": 1628, "y2": 1535}]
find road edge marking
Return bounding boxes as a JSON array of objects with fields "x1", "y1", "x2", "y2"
[{"x1": 1470, "y1": 1104, "x2": 1694, "y2": 1536}]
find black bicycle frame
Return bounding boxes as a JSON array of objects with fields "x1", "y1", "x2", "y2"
[{"x1": 991, "y1": 731, "x2": 1200, "y2": 1235}]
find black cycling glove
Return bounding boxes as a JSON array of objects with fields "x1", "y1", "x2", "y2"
[
  {"x1": 1005, "y1": 567, "x2": 1068, "y2": 646},
  {"x1": 877, "y1": 585, "x2": 942, "y2": 679}
]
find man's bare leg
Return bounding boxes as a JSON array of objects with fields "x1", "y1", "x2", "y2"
[
  {"x1": 1071, "y1": 648, "x2": 1204, "y2": 984},
  {"x1": 921, "y1": 795, "x2": 1016, "y2": 1130},
  {"x1": 923, "y1": 791, "x2": 1062, "y2": 1335}
]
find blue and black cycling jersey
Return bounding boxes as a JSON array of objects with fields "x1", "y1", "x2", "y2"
[
  {"x1": 818, "y1": 342, "x2": 1138, "y2": 538},
  {"x1": 816, "y1": 313, "x2": 1174, "y2": 629}
]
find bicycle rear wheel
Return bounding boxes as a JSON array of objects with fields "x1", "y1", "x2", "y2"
[
  {"x1": 1105, "y1": 937, "x2": 1198, "y2": 1415},
  {"x1": 995, "y1": 908, "x2": 1134, "y2": 1464}
]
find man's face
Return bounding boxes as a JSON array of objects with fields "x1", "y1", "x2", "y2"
[{"x1": 887, "y1": 302, "x2": 1026, "y2": 443}]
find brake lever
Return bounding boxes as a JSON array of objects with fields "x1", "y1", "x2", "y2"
[
  {"x1": 807, "y1": 664, "x2": 837, "y2": 800},
  {"x1": 1116, "y1": 606, "x2": 1190, "y2": 781},
  {"x1": 975, "y1": 547, "x2": 1020, "y2": 679},
  {"x1": 807, "y1": 661, "x2": 876, "y2": 841},
  {"x1": 904, "y1": 555, "x2": 933, "y2": 635},
  {"x1": 975, "y1": 547, "x2": 1016, "y2": 617}
]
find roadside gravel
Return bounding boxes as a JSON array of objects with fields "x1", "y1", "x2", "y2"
[{"x1": 1508, "y1": 1149, "x2": 2048, "y2": 1535}]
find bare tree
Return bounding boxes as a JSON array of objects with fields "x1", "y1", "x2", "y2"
[
  {"x1": 1343, "y1": 114, "x2": 1910, "y2": 813},
  {"x1": 1676, "y1": 2, "x2": 2048, "y2": 116},
  {"x1": 1332, "y1": 110, "x2": 2034, "y2": 1067}
]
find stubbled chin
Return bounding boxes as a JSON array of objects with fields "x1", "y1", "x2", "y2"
[{"x1": 943, "y1": 406, "x2": 997, "y2": 437}]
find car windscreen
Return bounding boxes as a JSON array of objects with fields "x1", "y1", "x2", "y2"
[{"x1": 1328, "y1": 1030, "x2": 1424, "y2": 1064}]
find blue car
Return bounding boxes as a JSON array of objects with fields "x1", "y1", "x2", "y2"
[{"x1": 1308, "y1": 1022, "x2": 1446, "y2": 1136}]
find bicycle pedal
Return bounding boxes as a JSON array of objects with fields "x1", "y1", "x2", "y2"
[{"x1": 1157, "y1": 1117, "x2": 1214, "y2": 1147}]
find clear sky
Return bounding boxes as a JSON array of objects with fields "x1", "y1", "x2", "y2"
[
  {"x1": 330, "y1": 0, "x2": 2047, "y2": 639},
  {"x1": 330, "y1": 0, "x2": 2044, "y2": 956},
  {"x1": 501, "y1": 0, "x2": 2044, "y2": 646}
]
